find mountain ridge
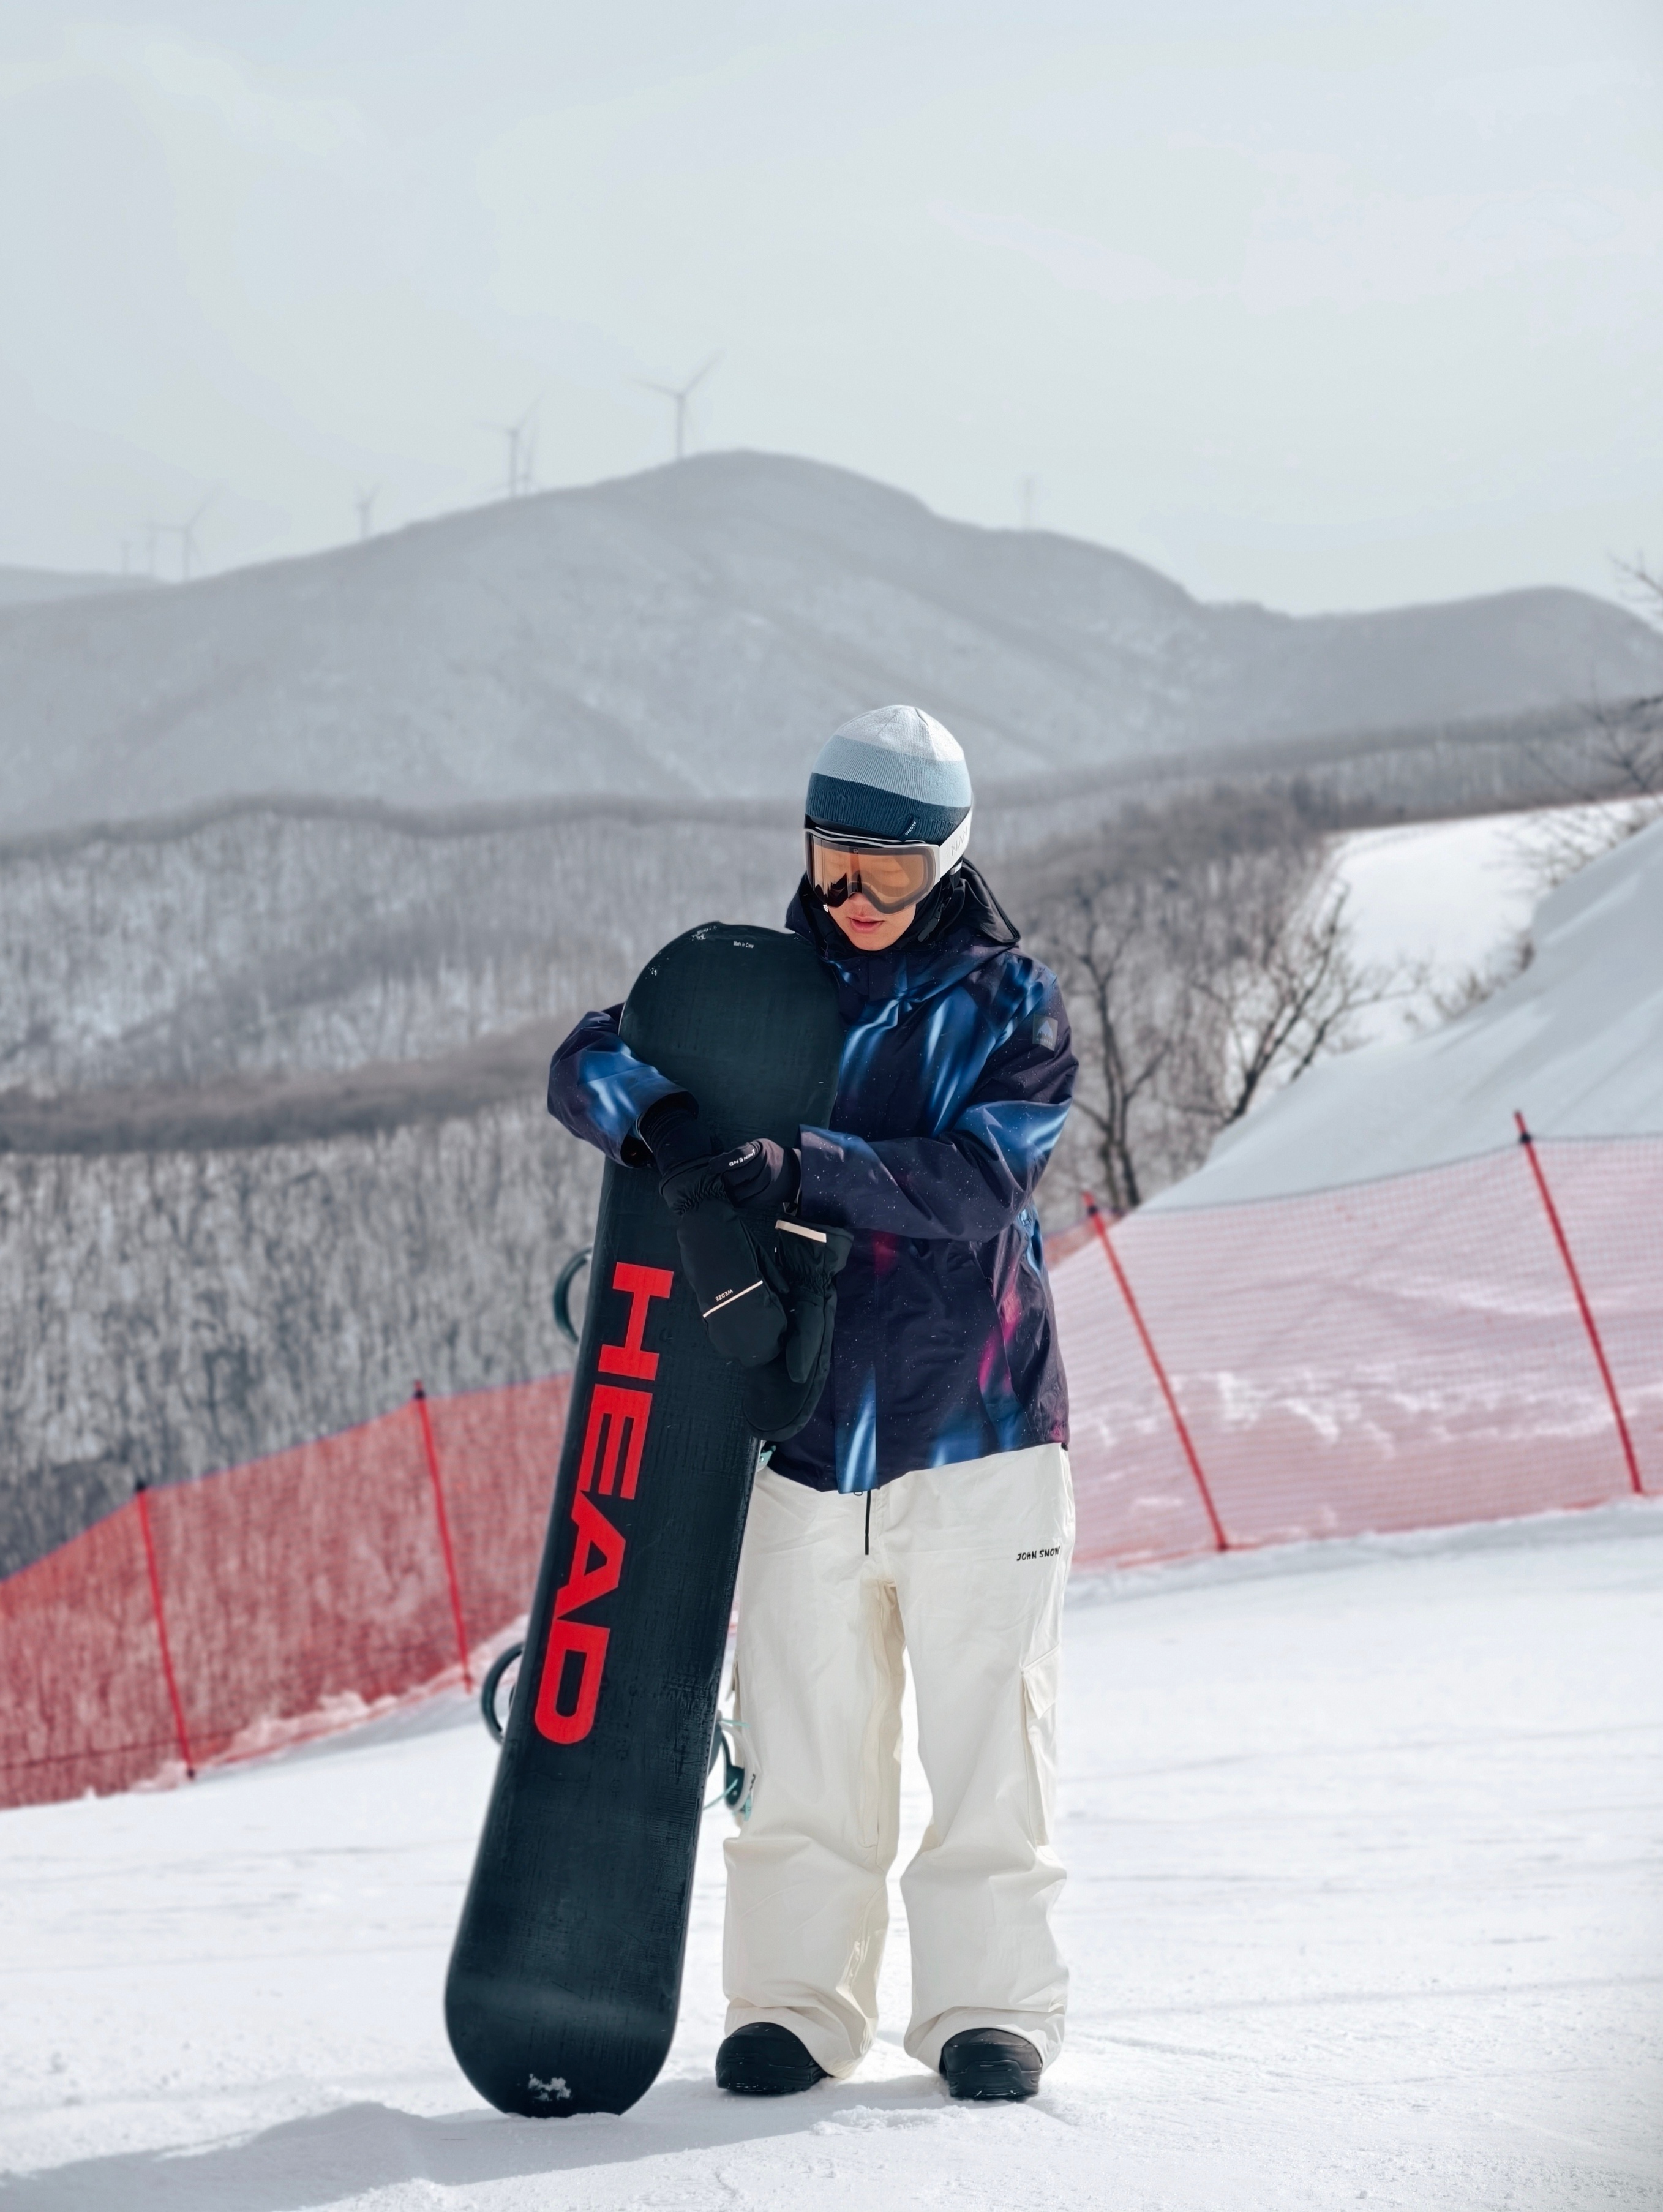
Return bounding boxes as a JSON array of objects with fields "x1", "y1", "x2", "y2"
[{"x1": 3, "y1": 451, "x2": 1659, "y2": 837}]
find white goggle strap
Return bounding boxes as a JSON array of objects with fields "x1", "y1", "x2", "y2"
[{"x1": 934, "y1": 813, "x2": 972, "y2": 878}]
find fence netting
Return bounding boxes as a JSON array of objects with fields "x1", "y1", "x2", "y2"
[
  {"x1": 1055, "y1": 1136, "x2": 1661, "y2": 1568},
  {"x1": 2, "y1": 1137, "x2": 1657, "y2": 1811},
  {"x1": 1, "y1": 1377, "x2": 568, "y2": 1810}
]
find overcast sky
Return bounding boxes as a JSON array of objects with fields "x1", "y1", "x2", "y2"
[{"x1": 2, "y1": 1, "x2": 1659, "y2": 612}]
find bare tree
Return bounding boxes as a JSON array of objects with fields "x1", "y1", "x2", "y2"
[
  {"x1": 1407, "y1": 931, "x2": 1533, "y2": 1034},
  {"x1": 1021, "y1": 862, "x2": 1177, "y2": 1213},
  {"x1": 1170, "y1": 859, "x2": 1395, "y2": 1135},
  {"x1": 1015, "y1": 790, "x2": 1405, "y2": 1216},
  {"x1": 1514, "y1": 557, "x2": 1663, "y2": 893}
]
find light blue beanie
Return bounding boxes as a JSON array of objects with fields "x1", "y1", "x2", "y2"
[{"x1": 805, "y1": 705, "x2": 974, "y2": 845}]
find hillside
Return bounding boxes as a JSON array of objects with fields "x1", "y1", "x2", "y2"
[
  {"x1": 0, "y1": 565, "x2": 148, "y2": 609},
  {"x1": 1154, "y1": 816, "x2": 1663, "y2": 1206},
  {"x1": 0, "y1": 1099, "x2": 598, "y2": 1578},
  {"x1": 5, "y1": 454, "x2": 1659, "y2": 1583},
  {"x1": 3, "y1": 453, "x2": 1660, "y2": 836}
]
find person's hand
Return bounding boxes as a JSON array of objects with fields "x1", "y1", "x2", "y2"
[
  {"x1": 655, "y1": 1140, "x2": 791, "y2": 1371},
  {"x1": 719, "y1": 1138, "x2": 800, "y2": 1212},
  {"x1": 740, "y1": 1219, "x2": 854, "y2": 1441}
]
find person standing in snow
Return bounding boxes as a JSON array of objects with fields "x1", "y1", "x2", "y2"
[{"x1": 547, "y1": 705, "x2": 1077, "y2": 2102}]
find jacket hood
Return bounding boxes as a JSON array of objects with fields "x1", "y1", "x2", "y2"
[{"x1": 786, "y1": 860, "x2": 1021, "y2": 1011}]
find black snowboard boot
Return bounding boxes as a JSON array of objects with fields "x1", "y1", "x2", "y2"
[
  {"x1": 939, "y1": 2028, "x2": 1042, "y2": 2102},
  {"x1": 715, "y1": 2022, "x2": 828, "y2": 2096}
]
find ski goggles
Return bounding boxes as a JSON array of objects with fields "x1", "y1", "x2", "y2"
[{"x1": 805, "y1": 817, "x2": 972, "y2": 915}]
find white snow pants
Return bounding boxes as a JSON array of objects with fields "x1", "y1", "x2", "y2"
[{"x1": 723, "y1": 1442, "x2": 1073, "y2": 2077}]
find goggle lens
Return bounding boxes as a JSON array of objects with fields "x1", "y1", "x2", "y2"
[{"x1": 808, "y1": 836, "x2": 934, "y2": 914}]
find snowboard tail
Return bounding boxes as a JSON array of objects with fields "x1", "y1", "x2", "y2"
[{"x1": 445, "y1": 924, "x2": 843, "y2": 2117}]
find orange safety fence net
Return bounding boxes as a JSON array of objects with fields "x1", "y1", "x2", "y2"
[
  {"x1": 0, "y1": 1377, "x2": 569, "y2": 1810},
  {"x1": 2, "y1": 1135, "x2": 1657, "y2": 1812}
]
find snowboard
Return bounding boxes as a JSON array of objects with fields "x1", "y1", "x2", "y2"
[{"x1": 445, "y1": 922, "x2": 844, "y2": 2118}]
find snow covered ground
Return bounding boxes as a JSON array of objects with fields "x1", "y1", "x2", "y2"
[
  {"x1": 1334, "y1": 811, "x2": 1541, "y2": 1040},
  {"x1": 4, "y1": 1505, "x2": 1660, "y2": 2211},
  {"x1": 1331, "y1": 798, "x2": 1656, "y2": 1049},
  {"x1": 1166, "y1": 811, "x2": 1663, "y2": 1205}
]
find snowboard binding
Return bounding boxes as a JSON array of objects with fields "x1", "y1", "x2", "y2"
[{"x1": 482, "y1": 1637, "x2": 754, "y2": 1821}]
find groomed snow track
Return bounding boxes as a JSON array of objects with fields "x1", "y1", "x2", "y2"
[{"x1": 2, "y1": 1505, "x2": 1658, "y2": 2210}]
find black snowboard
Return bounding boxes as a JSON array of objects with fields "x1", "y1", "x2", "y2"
[{"x1": 445, "y1": 922, "x2": 843, "y2": 2118}]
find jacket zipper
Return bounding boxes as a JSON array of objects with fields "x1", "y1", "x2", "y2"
[{"x1": 864, "y1": 1491, "x2": 871, "y2": 1557}]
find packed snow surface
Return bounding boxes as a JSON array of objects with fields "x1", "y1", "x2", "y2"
[
  {"x1": 3, "y1": 1508, "x2": 1659, "y2": 2210},
  {"x1": 1162, "y1": 814, "x2": 1663, "y2": 1206},
  {"x1": 1334, "y1": 809, "x2": 1545, "y2": 1042}
]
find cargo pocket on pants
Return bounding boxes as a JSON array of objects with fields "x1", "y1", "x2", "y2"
[{"x1": 1021, "y1": 1646, "x2": 1060, "y2": 1848}]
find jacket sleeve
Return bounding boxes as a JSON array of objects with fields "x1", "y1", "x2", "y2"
[
  {"x1": 546, "y1": 1005, "x2": 682, "y2": 1165},
  {"x1": 798, "y1": 971, "x2": 1076, "y2": 1242}
]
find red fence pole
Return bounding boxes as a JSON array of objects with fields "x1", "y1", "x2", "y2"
[
  {"x1": 414, "y1": 1382, "x2": 473, "y2": 1688},
  {"x1": 1083, "y1": 1192, "x2": 1229, "y2": 1551},
  {"x1": 1514, "y1": 1113, "x2": 1643, "y2": 1497},
  {"x1": 134, "y1": 1481, "x2": 195, "y2": 1779}
]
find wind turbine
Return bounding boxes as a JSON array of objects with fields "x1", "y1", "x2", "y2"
[
  {"x1": 355, "y1": 486, "x2": 379, "y2": 541},
  {"x1": 637, "y1": 355, "x2": 719, "y2": 463},
  {"x1": 169, "y1": 496, "x2": 212, "y2": 582},
  {"x1": 483, "y1": 402, "x2": 539, "y2": 498},
  {"x1": 1019, "y1": 475, "x2": 1038, "y2": 531}
]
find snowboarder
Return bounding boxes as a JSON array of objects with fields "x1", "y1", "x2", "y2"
[{"x1": 547, "y1": 705, "x2": 1077, "y2": 2102}]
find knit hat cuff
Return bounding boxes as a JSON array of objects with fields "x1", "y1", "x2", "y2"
[{"x1": 805, "y1": 773, "x2": 968, "y2": 845}]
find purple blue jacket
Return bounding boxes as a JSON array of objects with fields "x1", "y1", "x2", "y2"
[{"x1": 546, "y1": 868, "x2": 1076, "y2": 1494}]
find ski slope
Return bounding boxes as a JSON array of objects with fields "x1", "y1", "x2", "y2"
[
  {"x1": 1334, "y1": 808, "x2": 1544, "y2": 1045},
  {"x1": 3, "y1": 1508, "x2": 1659, "y2": 2210},
  {"x1": 1165, "y1": 813, "x2": 1663, "y2": 1206}
]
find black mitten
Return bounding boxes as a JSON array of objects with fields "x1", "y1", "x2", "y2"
[
  {"x1": 719, "y1": 1138, "x2": 800, "y2": 1212},
  {"x1": 741, "y1": 1219, "x2": 854, "y2": 1441},
  {"x1": 659, "y1": 1155, "x2": 788, "y2": 1369}
]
